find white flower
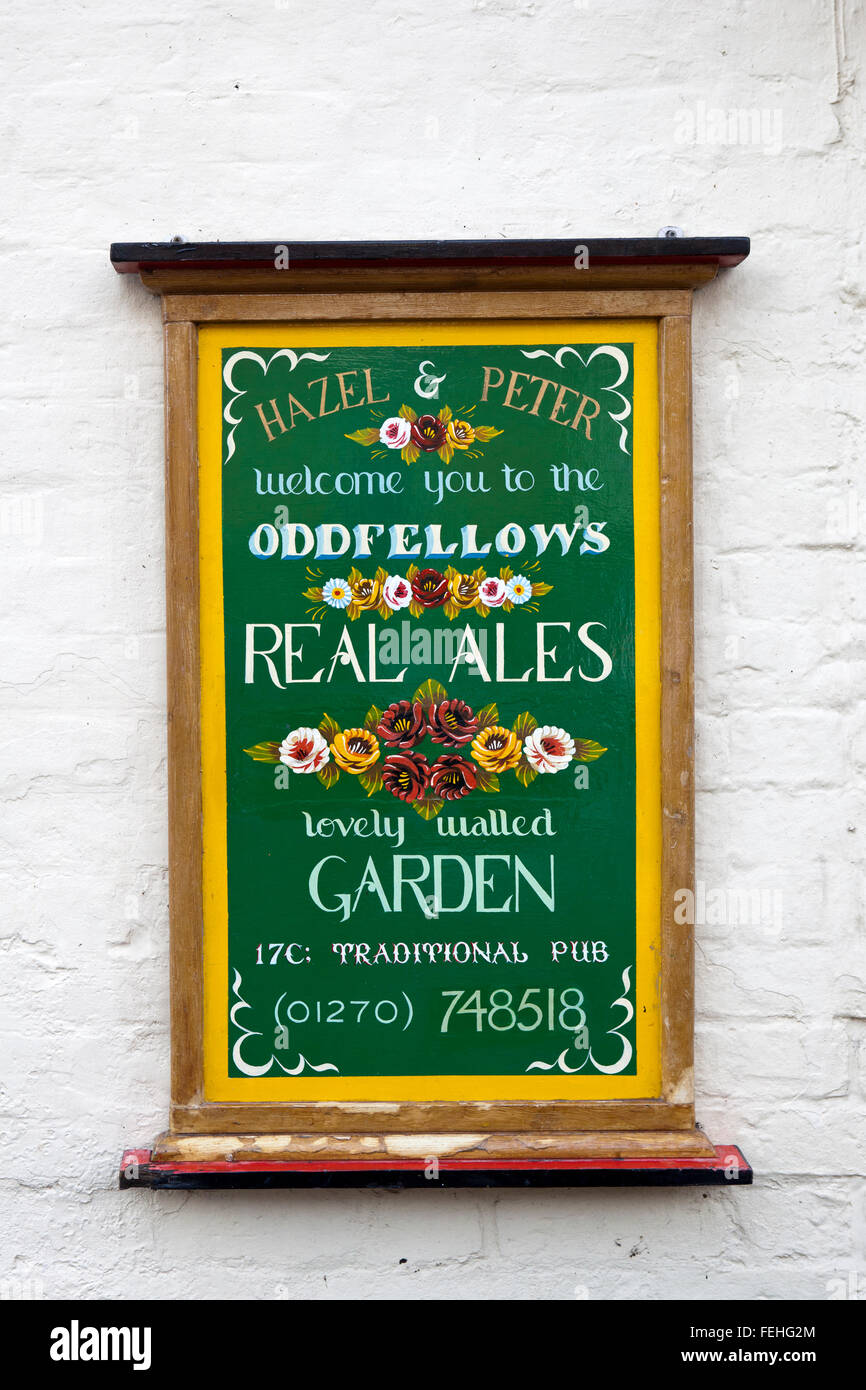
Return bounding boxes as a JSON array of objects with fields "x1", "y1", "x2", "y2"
[
  {"x1": 279, "y1": 727, "x2": 330, "y2": 774},
  {"x1": 379, "y1": 416, "x2": 413, "y2": 449},
  {"x1": 479, "y1": 576, "x2": 507, "y2": 608},
  {"x1": 322, "y1": 577, "x2": 351, "y2": 609},
  {"x1": 506, "y1": 574, "x2": 532, "y2": 605},
  {"x1": 382, "y1": 573, "x2": 413, "y2": 610},
  {"x1": 524, "y1": 725, "x2": 575, "y2": 773}
]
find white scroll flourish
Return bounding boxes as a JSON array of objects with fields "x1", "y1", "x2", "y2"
[
  {"x1": 525, "y1": 967, "x2": 634, "y2": 1075},
  {"x1": 222, "y1": 348, "x2": 331, "y2": 464},
  {"x1": 230, "y1": 970, "x2": 339, "y2": 1077},
  {"x1": 520, "y1": 344, "x2": 632, "y2": 454}
]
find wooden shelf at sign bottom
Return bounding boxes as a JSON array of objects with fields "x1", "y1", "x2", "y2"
[{"x1": 119, "y1": 1136, "x2": 752, "y2": 1189}]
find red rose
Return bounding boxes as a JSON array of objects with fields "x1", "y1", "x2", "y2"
[
  {"x1": 377, "y1": 699, "x2": 426, "y2": 750},
  {"x1": 410, "y1": 414, "x2": 447, "y2": 451},
  {"x1": 427, "y1": 699, "x2": 478, "y2": 748},
  {"x1": 382, "y1": 751, "x2": 431, "y2": 803},
  {"x1": 411, "y1": 568, "x2": 448, "y2": 607},
  {"x1": 430, "y1": 754, "x2": 477, "y2": 800}
]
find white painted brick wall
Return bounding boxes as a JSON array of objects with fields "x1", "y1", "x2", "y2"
[{"x1": 1, "y1": 0, "x2": 863, "y2": 1301}]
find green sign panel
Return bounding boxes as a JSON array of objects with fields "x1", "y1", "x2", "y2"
[{"x1": 198, "y1": 322, "x2": 661, "y2": 1103}]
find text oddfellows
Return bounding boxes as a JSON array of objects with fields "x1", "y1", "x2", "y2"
[{"x1": 113, "y1": 238, "x2": 752, "y2": 1189}]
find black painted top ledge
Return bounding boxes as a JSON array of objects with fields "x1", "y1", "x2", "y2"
[{"x1": 110, "y1": 237, "x2": 749, "y2": 274}]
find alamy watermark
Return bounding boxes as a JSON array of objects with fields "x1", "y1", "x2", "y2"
[
  {"x1": 674, "y1": 880, "x2": 783, "y2": 937},
  {"x1": 675, "y1": 101, "x2": 783, "y2": 156},
  {"x1": 826, "y1": 1270, "x2": 865, "y2": 1300},
  {"x1": 0, "y1": 493, "x2": 43, "y2": 546},
  {"x1": 1, "y1": 1274, "x2": 44, "y2": 1300}
]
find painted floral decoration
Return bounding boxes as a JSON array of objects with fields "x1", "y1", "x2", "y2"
[
  {"x1": 330, "y1": 727, "x2": 380, "y2": 774},
  {"x1": 471, "y1": 724, "x2": 523, "y2": 774},
  {"x1": 245, "y1": 682, "x2": 607, "y2": 819},
  {"x1": 412, "y1": 568, "x2": 449, "y2": 608},
  {"x1": 321, "y1": 578, "x2": 350, "y2": 609},
  {"x1": 430, "y1": 754, "x2": 477, "y2": 801},
  {"x1": 378, "y1": 699, "x2": 427, "y2": 749},
  {"x1": 304, "y1": 563, "x2": 552, "y2": 622},
  {"x1": 346, "y1": 402, "x2": 503, "y2": 466},
  {"x1": 427, "y1": 698, "x2": 478, "y2": 747},
  {"x1": 382, "y1": 573, "x2": 412, "y2": 610},
  {"x1": 381, "y1": 750, "x2": 431, "y2": 803},
  {"x1": 278, "y1": 727, "x2": 330, "y2": 774},
  {"x1": 524, "y1": 725, "x2": 575, "y2": 773}
]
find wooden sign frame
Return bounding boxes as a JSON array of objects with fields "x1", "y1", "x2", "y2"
[{"x1": 113, "y1": 239, "x2": 749, "y2": 1169}]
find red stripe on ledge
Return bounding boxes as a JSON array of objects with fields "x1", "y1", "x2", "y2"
[{"x1": 122, "y1": 1144, "x2": 747, "y2": 1176}]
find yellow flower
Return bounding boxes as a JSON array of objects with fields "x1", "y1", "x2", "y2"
[
  {"x1": 447, "y1": 570, "x2": 480, "y2": 610},
  {"x1": 446, "y1": 419, "x2": 475, "y2": 450},
  {"x1": 349, "y1": 575, "x2": 382, "y2": 608},
  {"x1": 331, "y1": 727, "x2": 380, "y2": 774},
  {"x1": 347, "y1": 574, "x2": 383, "y2": 620},
  {"x1": 471, "y1": 725, "x2": 522, "y2": 773}
]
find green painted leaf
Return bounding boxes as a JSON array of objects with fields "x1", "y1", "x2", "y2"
[
  {"x1": 364, "y1": 704, "x2": 383, "y2": 732},
  {"x1": 344, "y1": 426, "x2": 380, "y2": 445},
  {"x1": 475, "y1": 703, "x2": 499, "y2": 730},
  {"x1": 243, "y1": 741, "x2": 281, "y2": 764},
  {"x1": 398, "y1": 403, "x2": 418, "y2": 422},
  {"x1": 413, "y1": 795, "x2": 445, "y2": 819},
  {"x1": 413, "y1": 677, "x2": 448, "y2": 709},
  {"x1": 318, "y1": 712, "x2": 341, "y2": 741},
  {"x1": 317, "y1": 762, "x2": 340, "y2": 789},
  {"x1": 573, "y1": 739, "x2": 607, "y2": 762},
  {"x1": 474, "y1": 768, "x2": 500, "y2": 794},
  {"x1": 515, "y1": 759, "x2": 538, "y2": 787},
  {"x1": 512, "y1": 711, "x2": 538, "y2": 741},
  {"x1": 437, "y1": 438, "x2": 454, "y2": 465},
  {"x1": 359, "y1": 765, "x2": 384, "y2": 797}
]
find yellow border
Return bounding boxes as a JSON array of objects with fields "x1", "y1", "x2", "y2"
[{"x1": 199, "y1": 321, "x2": 661, "y2": 1101}]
